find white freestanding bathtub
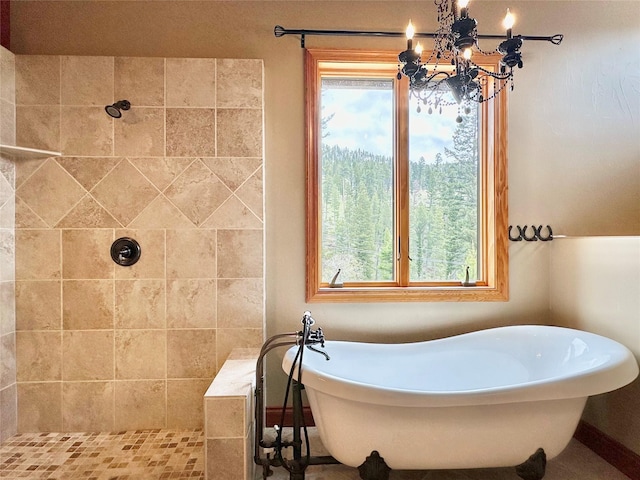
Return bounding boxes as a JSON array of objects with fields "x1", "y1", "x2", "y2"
[{"x1": 282, "y1": 325, "x2": 638, "y2": 471}]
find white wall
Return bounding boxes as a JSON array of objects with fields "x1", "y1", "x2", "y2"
[{"x1": 549, "y1": 237, "x2": 640, "y2": 454}]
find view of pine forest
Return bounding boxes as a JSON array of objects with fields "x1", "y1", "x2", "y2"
[{"x1": 320, "y1": 94, "x2": 480, "y2": 284}]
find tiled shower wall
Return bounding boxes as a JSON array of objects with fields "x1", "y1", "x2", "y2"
[
  {"x1": 11, "y1": 55, "x2": 264, "y2": 432},
  {"x1": 0, "y1": 46, "x2": 17, "y2": 442}
]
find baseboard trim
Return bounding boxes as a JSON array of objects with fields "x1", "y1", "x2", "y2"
[
  {"x1": 574, "y1": 420, "x2": 640, "y2": 480},
  {"x1": 265, "y1": 406, "x2": 315, "y2": 428}
]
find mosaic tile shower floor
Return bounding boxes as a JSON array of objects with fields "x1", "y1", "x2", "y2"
[{"x1": 0, "y1": 429, "x2": 204, "y2": 479}]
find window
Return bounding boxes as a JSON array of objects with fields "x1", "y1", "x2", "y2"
[{"x1": 305, "y1": 49, "x2": 508, "y2": 302}]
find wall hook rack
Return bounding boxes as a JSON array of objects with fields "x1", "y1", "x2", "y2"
[{"x1": 509, "y1": 225, "x2": 553, "y2": 242}]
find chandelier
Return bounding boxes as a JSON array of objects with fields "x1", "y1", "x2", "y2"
[
  {"x1": 274, "y1": 0, "x2": 563, "y2": 114},
  {"x1": 397, "y1": 0, "x2": 562, "y2": 113}
]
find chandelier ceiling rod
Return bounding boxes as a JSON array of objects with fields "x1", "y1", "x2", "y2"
[{"x1": 273, "y1": 25, "x2": 564, "y2": 48}]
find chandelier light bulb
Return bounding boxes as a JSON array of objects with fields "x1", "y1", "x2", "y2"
[
  {"x1": 406, "y1": 20, "x2": 415, "y2": 40},
  {"x1": 463, "y1": 48, "x2": 472, "y2": 60},
  {"x1": 406, "y1": 19, "x2": 415, "y2": 50},
  {"x1": 415, "y1": 42, "x2": 423, "y2": 56},
  {"x1": 503, "y1": 9, "x2": 515, "y2": 38}
]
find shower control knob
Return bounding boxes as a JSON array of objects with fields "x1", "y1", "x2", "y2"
[{"x1": 110, "y1": 237, "x2": 141, "y2": 266}]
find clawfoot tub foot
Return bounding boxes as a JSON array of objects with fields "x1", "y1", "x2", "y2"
[
  {"x1": 357, "y1": 451, "x2": 391, "y2": 480},
  {"x1": 515, "y1": 448, "x2": 547, "y2": 480}
]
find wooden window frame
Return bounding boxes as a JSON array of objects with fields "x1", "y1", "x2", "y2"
[{"x1": 305, "y1": 48, "x2": 508, "y2": 302}]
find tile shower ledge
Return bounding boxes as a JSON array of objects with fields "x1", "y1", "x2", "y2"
[
  {"x1": 0, "y1": 144, "x2": 62, "y2": 159},
  {"x1": 205, "y1": 347, "x2": 260, "y2": 480}
]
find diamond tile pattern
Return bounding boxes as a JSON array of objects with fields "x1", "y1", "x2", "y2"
[
  {"x1": 164, "y1": 160, "x2": 232, "y2": 226},
  {"x1": 16, "y1": 159, "x2": 86, "y2": 227},
  {"x1": 16, "y1": 155, "x2": 262, "y2": 229},
  {"x1": 90, "y1": 159, "x2": 160, "y2": 227}
]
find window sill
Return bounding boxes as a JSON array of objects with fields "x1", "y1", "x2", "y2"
[{"x1": 307, "y1": 285, "x2": 509, "y2": 303}]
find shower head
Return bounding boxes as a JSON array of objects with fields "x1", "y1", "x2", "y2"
[{"x1": 105, "y1": 100, "x2": 131, "y2": 118}]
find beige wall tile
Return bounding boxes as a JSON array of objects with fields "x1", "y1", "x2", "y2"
[
  {"x1": 0, "y1": 333, "x2": 16, "y2": 388},
  {"x1": 0, "y1": 167, "x2": 12, "y2": 208},
  {"x1": 91, "y1": 159, "x2": 159, "y2": 226},
  {"x1": 0, "y1": 229, "x2": 14, "y2": 282},
  {"x1": 0, "y1": 195, "x2": 15, "y2": 230},
  {"x1": 166, "y1": 58, "x2": 216, "y2": 107},
  {"x1": 114, "y1": 107, "x2": 165, "y2": 157},
  {"x1": 202, "y1": 196, "x2": 262, "y2": 229},
  {"x1": 166, "y1": 229, "x2": 216, "y2": 279},
  {"x1": 206, "y1": 397, "x2": 245, "y2": 438},
  {"x1": 217, "y1": 279, "x2": 263, "y2": 329},
  {"x1": 166, "y1": 108, "x2": 215, "y2": 157},
  {"x1": 15, "y1": 229, "x2": 61, "y2": 280},
  {"x1": 17, "y1": 382, "x2": 62, "y2": 432},
  {"x1": 14, "y1": 157, "x2": 46, "y2": 189},
  {"x1": 16, "y1": 55, "x2": 60, "y2": 106},
  {"x1": 167, "y1": 329, "x2": 216, "y2": 379},
  {"x1": 115, "y1": 57, "x2": 164, "y2": 107},
  {"x1": 216, "y1": 59, "x2": 262, "y2": 109},
  {"x1": 167, "y1": 378, "x2": 210, "y2": 429},
  {"x1": 16, "y1": 158, "x2": 86, "y2": 227},
  {"x1": 16, "y1": 280, "x2": 61, "y2": 331},
  {"x1": 56, "y1": 157, "x2": 120, "y2": 191},
  {"x1": 206, "y1": 438, "x2": 244, "y2": 480},
  {"x1": 15, "y1": 197, "x2": 48, "y2": 229},
  {"x1": 62, "y1": 229, "x2": 113, "y2": 279},
  {"x1": 128, "y1": 157, "x2": 193, "y2": 191},
  {"x1": 16, "y1": 105, "x2": 60, "y2": 152},
  {"x1": 216, "y1": 328, "x2": 263, "y2": 368},
  {"x1": 0, "y1": 99, "x2": 16, "y2": 145},
  {"x1": 128, "y1": 196, "x2": 194, "y2": 229},
  {"x1": 0, "y1": 155, "x2": 15, "y2": 187},
  {"x1": 217, "y1": 230, "x2": 263, "y2": 279},
  {"x1": 115, "y1": 279, "x2": 165, "y2": 329},
  {"x1": 62, "y1": 330, "x2": 114, "y2": 381},
  {"x1": 0, "y1": 281, "x2": 16, "y2": 335},
  {"x1": 0, "y1": 47, "x2": 15, "y2": 104},
  {"x1": 114, "y1": 229, "x2": 165, "y2": 279},
  {"x1": 235, "y1": 169, "x2": 263, "y2": 220},
  {"x1": 63, "y1": 280, "x2": 114, "y2": 330},
  {"x1": 201, "y1": 157, "x2": 261, "y2": 192},
  {"x1": 0, "y1": 383, "x2": 17, "y2": 441},
  {"x1": 114, "y1": 380, "x2": 166, "y2": 430},
  {"x1": 16, "y1": 331, "x2": 61, "y2": 382},
  {"x1": 60, "y1": 106, "x2": 113, "y2": 156},
  {"x1": 166, "y1": 279, "x2": 216, "y2": 329},
  {"x1": 61, "y1": 56, "x2": 113, "y2": 106},
  {"x1": 216, "y1": 109, "x2": 262, "y2": 158},
  {"x1": 62, "y1": 381, "x2": 114, "y2": 432},
  {"x1": 164, "y1": 160, "x2": 232, "y2": 226},
  {"x1": 115, "y1": 329, "x2": 166, "y2": 379},
  {"x1": 56, "y1": 195, "x2": 121, "y2": 228}
]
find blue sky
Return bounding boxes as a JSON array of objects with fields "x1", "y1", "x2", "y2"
[{"x1": 322, "y1": 86, "x2": 460, "y2": 162}]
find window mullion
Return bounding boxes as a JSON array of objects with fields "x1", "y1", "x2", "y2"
[{"x1": 395, "y1": 76, "x2": 410, "y2": 287}]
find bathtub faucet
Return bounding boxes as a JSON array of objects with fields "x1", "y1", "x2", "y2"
[
  {"x1": 300, "y1": 311, "x2": 329, "y2": 361},
  {"x1": 254, "y1": 311, "x2": 337, "y2": 479}
]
